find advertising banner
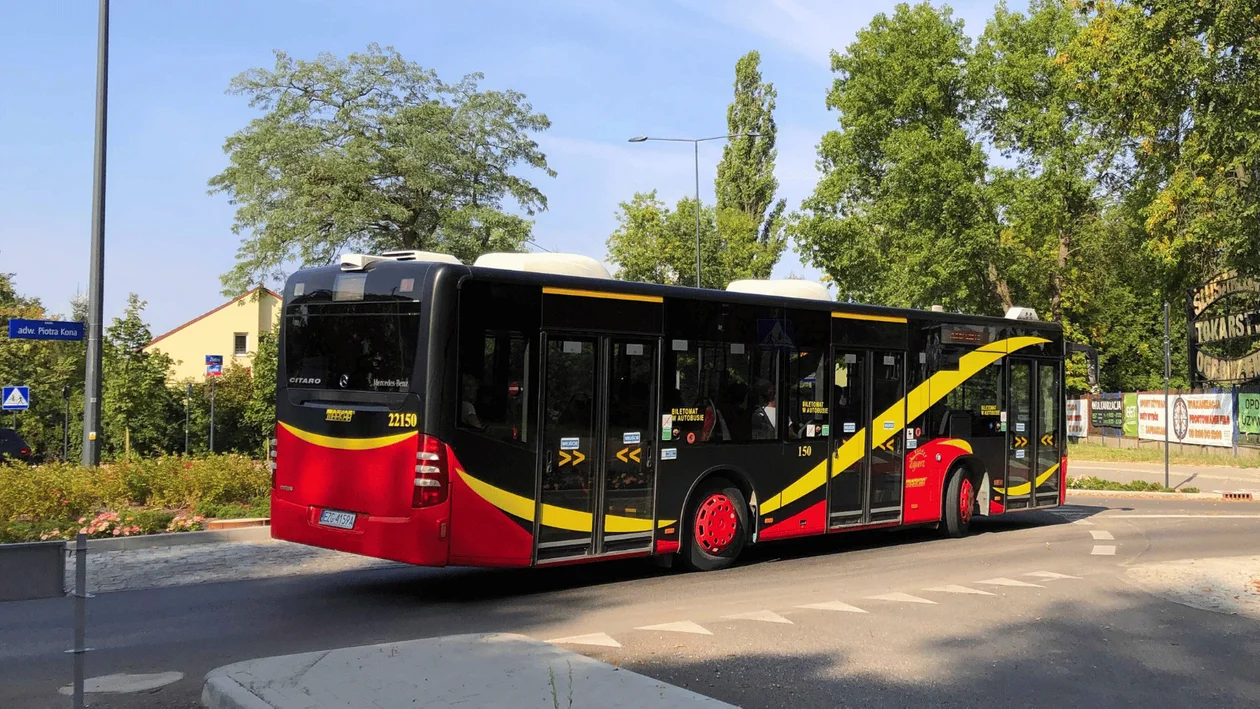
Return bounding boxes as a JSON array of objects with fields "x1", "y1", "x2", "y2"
[
  {"x1": 1138, "y1": 393, "x2": 1234, "y2": 448},
  {"x1": 1240, "y1": 393, "x2": 1260, "y2": 435},
  {"x1": 1090, "y1": 394, "x2": 1124, "y2": 432},
  {"x1": 1123, "y1": 393, "x2": 1139, "y2": 437},
  {"x1": 1066, "y1": 399, "x2": 1089, "y2": 438}
]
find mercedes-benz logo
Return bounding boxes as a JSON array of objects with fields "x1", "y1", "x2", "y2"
[
  {"x1": 339, "y1": 374, "x2": 349, "y2": 389},
  {"x1": 1172, "y1": 396, "x2": 1189, "y2": 440}
]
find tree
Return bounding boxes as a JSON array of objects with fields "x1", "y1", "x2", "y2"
[
  {"x1": 606, "y1": 192, "x2": 785, "y2": 289},
  {"x1": 210, "y1": 44, "x2": 556, "y2": 294},
  {"x1": 790, "y1": 3, "x2": 1002, "y2": 311},
  {"x1": 715, "y1": 50, "x2": 787, "y2": 254},
  {"x1": 1064, "y1": 0, "x2": 1260, "y2": 290},
  {"x1": 243, "y1": 328, "x2": 278, "y2": 449},
  {"x1": 100, "y1": 295, "x2": 179, "y2": 458}
]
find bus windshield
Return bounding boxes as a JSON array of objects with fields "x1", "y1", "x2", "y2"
[{"x1": 283, "y1": 300, "x2": 422, "y2": 392}]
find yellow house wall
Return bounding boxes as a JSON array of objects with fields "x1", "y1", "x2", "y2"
[{"x1": 145, "y1": 291, "x2": 282, "y2": 381}]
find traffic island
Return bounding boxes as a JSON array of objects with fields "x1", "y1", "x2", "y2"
[{"x1": 202, "y1": 633, "x2": 735, "y2": 709}]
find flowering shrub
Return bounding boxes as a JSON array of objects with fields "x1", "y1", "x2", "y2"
[
  {"x1": 166, "y1": 514, "x2": 206, "y2": 533},
  {"x1": 1, "y1": 455, "x2": 268, "y2": 542}
]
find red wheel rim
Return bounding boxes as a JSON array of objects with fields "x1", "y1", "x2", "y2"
[
  {"x1": 694, "y1": 493, "x2": 738, "y2": 554},
  {"x1": 959, "y1": 478, "x2": 974, "y2": 524}
]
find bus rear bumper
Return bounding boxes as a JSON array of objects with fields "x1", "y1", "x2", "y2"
[{"x1": 270, "y1": 496, "x2": 450, "y2": 567}]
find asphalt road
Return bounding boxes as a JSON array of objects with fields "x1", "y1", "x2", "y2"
[{"x1": 2, "y1": 495, "x2": 1259, "y2": 708}]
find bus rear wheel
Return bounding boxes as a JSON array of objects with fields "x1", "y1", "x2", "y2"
[
  {"x1": 943, "y1": 469, "x2": 975, "y2": 538},
  {"x1": 680, "y1": 479, "x2": 748, "y2": 572}
]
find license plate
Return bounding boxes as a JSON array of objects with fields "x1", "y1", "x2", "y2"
[{"x1": 318, "y1": 509, "x2": 356, "y2": 530}]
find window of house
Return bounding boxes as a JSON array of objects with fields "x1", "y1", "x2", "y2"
[{"x1": 233, "y1": 333, "x2": 248, "y2": 356}]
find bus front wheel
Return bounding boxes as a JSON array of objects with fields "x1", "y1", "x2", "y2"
[
  {"x1": 680, "y1": 479, "x2": 748, "y2": 572},
  {"x1": 943, "y1": 469, "x2": 975, "y2": 538}
]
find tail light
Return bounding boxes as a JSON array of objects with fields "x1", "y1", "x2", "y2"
[
  {"x1": 413, "y1": 434, "x2": 449, "y2": 508},
  {"x1": 19, "y1": 447, "x2": 30, "y2": 457},
  {"x1": 269, "y1": 434, "x2": 278, "y2": 490},
  {"x1": 1059, "y1": 454, "x2": 1067, "y2": 506}
]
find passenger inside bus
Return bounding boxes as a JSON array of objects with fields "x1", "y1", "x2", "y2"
[{"x1": 460, "y1": 374, "x2": 485, "y2": 430}]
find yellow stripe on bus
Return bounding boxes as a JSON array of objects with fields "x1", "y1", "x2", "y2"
[
  {"x1": 759, "y1": 336, "x2": 1050, "y2": 515},
  {"x1": 996, "y1": 463, "x2": 1060, "y2": 497},
  {"x1": 832, "y1": 311, "x2": 908, "y2": 324},
  {"x1": 543, "y1": 287, "x2": 664, "y2": 303},
  {"x1": 456, "y1": 468, "x2": 675, "y2": 533},
  {"x1": 278, "y1": 422, "x2": 416, "y2": 451}
]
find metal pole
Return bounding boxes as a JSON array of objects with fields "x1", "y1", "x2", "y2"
[
  {"x1": 694, "y1": 140, "x2": 701, "y2": 289},
  {"x1": 81, "y1": 0, "x2": 109, "y2": 467},
  {"x1": 63, "y1": 385, "x2": 70, "y2": 462},
  {"x1": 184, "y1": 382, "x2": 191, "y2": 454},
  {"x1": 71, "y1": 532, "x2": 89, "y2": 709},
  {"x1": 1164, "y1": 300, "x2": 1171, "y2": 489},
  {"x1": 209, "y1": 377, "x2": 215, "y2": 453}
]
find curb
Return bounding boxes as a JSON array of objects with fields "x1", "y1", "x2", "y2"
[
  {"x1": 1068, "y1": 489, "x2": 1223, "y2": 500},
  {"x1": 202, "y1": 671, "x2": 272, "y2": 709},
  {"x1": 66, "y1": 524, "x2": 272, "y2": 553}
]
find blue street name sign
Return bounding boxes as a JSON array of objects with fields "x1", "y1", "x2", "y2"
[
  {"x1": 205, "y1": 355, "x2": 223, "y2": 377},
  {"x1": 7, "y1": 319, "x2": 85, "y2": 341},
  {"x1": 2, "y1": 386, "x2": 30, "y2": 411}
]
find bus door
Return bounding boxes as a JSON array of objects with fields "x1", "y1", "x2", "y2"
[
  {"x1": 1005, "y1": 358, "x2": 1035, "y2": 509},
  {"x1": 538, "y1": 334, "x2": 657, "y2": 561},
  {"x1": 827, "y1": 349, "x2": 905, "y2": 526},
  {"x1": 1033, "y1": 360, "x2": 1062, "y2": 507}
]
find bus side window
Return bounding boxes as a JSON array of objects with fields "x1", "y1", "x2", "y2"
[{"x1": 459, "y1": 332, "x2": 530, "y2": 444}]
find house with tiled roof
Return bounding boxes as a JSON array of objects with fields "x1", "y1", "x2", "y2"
[{"x1": 143, "y1": 286, "x2": 282, "y2": 380}]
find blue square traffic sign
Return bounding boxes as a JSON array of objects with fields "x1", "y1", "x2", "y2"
[
  {"x1": 2, "y1": 386, "x2": 30, "y2": 411},
  {"x1": 205, "y1": 354, "x2": 223, "y2": 377}
]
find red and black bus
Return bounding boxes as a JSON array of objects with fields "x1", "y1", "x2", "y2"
[{"x1": 271, "y1": 251, "x2": 1066, "y2": 571}]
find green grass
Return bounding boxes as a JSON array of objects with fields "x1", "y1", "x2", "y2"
[
  {"x1": 1068, "y1": 440, "x2": 1258, "y2": 469},
  {"x1": 1067, "y1": 475, "x2": 1199, "y2": 494}
]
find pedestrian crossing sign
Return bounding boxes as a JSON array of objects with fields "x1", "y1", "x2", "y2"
[{"x1": 2, "y1": 386, "x2": 30, "y2": 411}]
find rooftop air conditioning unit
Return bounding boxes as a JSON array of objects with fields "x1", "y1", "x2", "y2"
[
  {"x1": 1004, "y1": 306, "x2": 1040, "y2": 321},
  {"x1": 340, "y1": 250, "x2": 462, "y2": 271},
  {"x1": 473, "y1": 252, "x2": 612, "y2": 280},
  {"x1": 725, "y1": 279, "x2": 832, "y2": 301}
]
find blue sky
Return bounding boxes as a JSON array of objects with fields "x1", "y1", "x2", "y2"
[{"x1": 0, "y1": 0, "x2": 1014, "y2": 334}]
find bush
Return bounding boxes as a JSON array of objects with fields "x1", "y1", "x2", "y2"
[
  {"x1": 1067, "y1": 475, "x2": 1198, "y2": 493},
  {"x1": 0, "y1": 454, "x2": 268, "y2": 542}
]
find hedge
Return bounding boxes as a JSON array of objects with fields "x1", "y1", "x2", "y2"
[{"x1": 0, "y1": 455, "x2": 270, "y2": 543}]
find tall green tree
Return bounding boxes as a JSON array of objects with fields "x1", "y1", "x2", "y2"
[
  {"x1": 100, "y1": 295, "x2": 178, "y2": 458},
  {"x1": 210, "y1": 44, "x2": 556, "y2": 294},
  {"x1": 715, "y1": 50, "x2": 787, "y2": 257},
  {"x1": 243, "y1": 328, "x2": 278, "y2": 449},
  {"x1": 791, "y1": 3, "x2": 1002, "y2": 311},
  {"x1": 1065, "y1": 0, "x2": 1260, "y2": 290}
]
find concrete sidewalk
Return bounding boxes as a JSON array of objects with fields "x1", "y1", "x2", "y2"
[
  {"x1": 201, "y1": 633, "x2": 736, "y2": 709},
  {"x1": 1071, "y1": 459, "x2": 1260, "y2": 493}
]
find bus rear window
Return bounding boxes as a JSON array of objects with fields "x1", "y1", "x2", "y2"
[{"x1": 284, "y1": 301, "x2": 422, "y2": 392}]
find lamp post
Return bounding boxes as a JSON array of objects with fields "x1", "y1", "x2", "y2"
[
  {"x1": 82, "y1": 0, "x2": 110, "y2": 466},
  {"x1": 627, "y1": 132, "x2": 758, "y2": 288}
]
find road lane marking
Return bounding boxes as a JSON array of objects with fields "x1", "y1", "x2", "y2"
[
  {"x1": 796, "y1": 601, "x2": 868, "y2": 613},
  {"x1": 58, "y1": 672, "x2": 183, "y2": 695},
  {"x1": 722, "y1": 610, "x2": 793, "y2": 624},
  {"x1": 1025, "y1": 571, "x2": 1081, "y2": 580},
  {"x1": 923, "y1": 585, "x2": 994, "y2": 595},
  {"x1": 1091, "y1": 530, "x2": 1115, "y2": 540},
  {"x1": 976, "y1": 577, "x2": 1045, "y2": 588},
  {"x1": 635, "y1": 621, "x2": 713, "y2": 635},
  {"x1": 864, "y1": 592, "x2": 937, "y2": 604},
  {"x1": 1071, "y1": 519, "x2": 1096, "y2": 526},
  {"x1": 546, "y1": 633, "x2": 621, "y2": 648},
  {"x1": 1092, "y1": 545, "x2": 1117, "y2": 556},
  {"x1": 1100, "y1": 514, "x2": 1260, "y2": 519}
]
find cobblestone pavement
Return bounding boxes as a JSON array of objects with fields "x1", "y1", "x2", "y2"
[{"x1": 65, "y1": 540, "x2": 399, "y2": 594}]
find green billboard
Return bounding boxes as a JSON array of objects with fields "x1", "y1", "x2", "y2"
[
  {"x1": 1240, "y1": 394, "x2": 1260, "y2": 435},
  {"x1": 1123, "y1": 393, "x2": 1139, "y2": 437}
]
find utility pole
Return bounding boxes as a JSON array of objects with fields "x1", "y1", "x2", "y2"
[
  {"x1": 209, "y1": 377, "x2": 216, "y2": 453},
  {"x1": 184, "y1": 382, "x2": 191, "y2": 454},
  {"x1": 81, "y1": 0, "x2": 110, "y2": 466},
  {"x1": 62, "y1": 385, "x2": 70, "y2": 461},
  {"x1": 1163, "y1": 300, "x2": 1171, "y2": 489}
]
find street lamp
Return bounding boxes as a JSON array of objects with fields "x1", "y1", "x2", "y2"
[{"x1": 628, "y1": 132, "x2": 759, "y2": 288}]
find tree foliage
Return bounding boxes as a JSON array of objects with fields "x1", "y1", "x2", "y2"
[
  {"x1": 100, "y1": 295, "x2": 180, "y2": 458},
  {"x1": 716, "y1": 50, "x2": 787, "y2": 249},
  {"x1": 210, "y1": 44, "x2": 556, "y2": 293}
]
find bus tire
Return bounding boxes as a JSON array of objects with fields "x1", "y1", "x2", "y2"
[
  {"x1": 680, "y1": 479, "x2": 748, "y2": 572},
  {"x1": 943, "y1": 468, "x2": 975, "y2": 538}
]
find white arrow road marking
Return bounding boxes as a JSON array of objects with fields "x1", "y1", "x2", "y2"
[
  {"x1": 976, "y1": 577, "x2": 1045, "y2": 588},
  {"x1": 1092, "y1": 545, "x2": 1117, "y2": 556},
  {"x1": 923, "y1": 585, "x2": 995, "y2": 595},
  {"x1": 722, "y1": 610, "x2": 793, "y2": 624},
  {"x1": 796, "y1": 601, "x2": 868, "y2": 613},
  {"x1": 864, "y1": 592, "x2": 937, "y2": 604},
  {"x1": 1025, "y1": 571, "x2": 1081, "y2": 580},
  {"x1": 635, "y1": 621, "x2": 713, "y2": 635},
  {"x1": 1090, "y1": 530, "x2": 1115, "y2": 540},
  {"x1": 546, "y1": 633, "x2": 621, "y2": 648},
  {"x1": 58, "y1": 672, "x2": 183, "y2": 695}
]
